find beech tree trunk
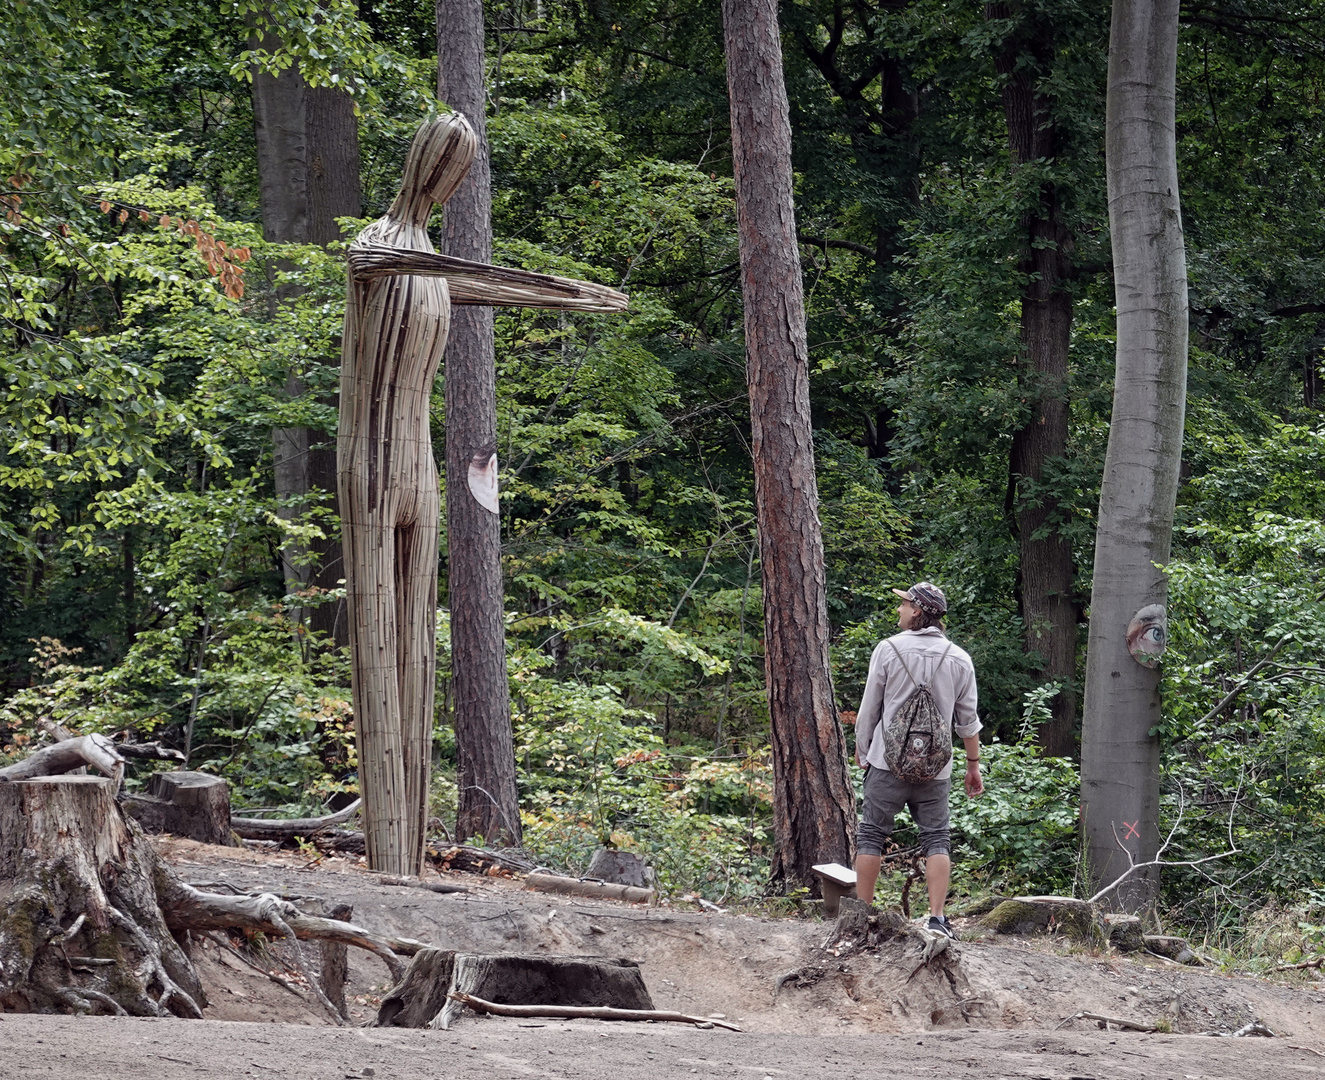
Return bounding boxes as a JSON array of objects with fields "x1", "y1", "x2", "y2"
[
  {"x1": 437, "y1": 0, "x2": 522, "y2": 845},
  {"x1": 1080, "y1": 0, "x2": 1188, "y2": 913},
  {"x1": 253, "y1": 50, "x2": 359, "y2": 646},
  {"x1": 990, "y1": 4, "x2": 1079, "y2": 756},
  {"x1": 721, "y1": 0, "x2": 855, "y2": 891}
]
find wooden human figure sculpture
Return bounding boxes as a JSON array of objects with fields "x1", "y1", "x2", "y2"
[{"x1": 339, "y1": 114, "x2": 627, "y2": 874}]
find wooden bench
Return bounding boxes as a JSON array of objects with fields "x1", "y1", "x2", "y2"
[{"x1": 812, "y1": 862, "x2": 857, "y2": 916}]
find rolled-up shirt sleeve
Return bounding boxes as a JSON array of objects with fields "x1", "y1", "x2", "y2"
[
  {"x1": 951, "y1": 659, "x2": 982, "y2": 739},
  {"x1": 854, "y1": 642, "x2": 888, "y2": 759}
]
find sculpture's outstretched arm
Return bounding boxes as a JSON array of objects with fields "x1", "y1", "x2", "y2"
[{"x1": 348, "y1": 246, "x2": 628, "y2": 312}]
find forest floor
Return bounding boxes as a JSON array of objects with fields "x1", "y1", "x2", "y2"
[{"x1": 4, "y1": 838, "x2": 1325, "y2": 1078}]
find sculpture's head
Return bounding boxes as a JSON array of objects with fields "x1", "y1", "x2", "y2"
[{"x1": 399, "y1": 113, "x2": 478, "y2": 207}]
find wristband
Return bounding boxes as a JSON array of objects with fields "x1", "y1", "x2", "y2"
[{"x1": 966, "y1": 757, "x2": 979, "y2": 763}]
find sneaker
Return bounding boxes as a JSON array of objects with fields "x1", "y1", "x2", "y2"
[{"x1": 926, "y1": 915, "x2": 956, "y2": 939}]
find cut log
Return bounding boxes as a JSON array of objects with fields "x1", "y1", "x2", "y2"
[
  {"x1": 230, "y1": 798, "x2": 361, "y2": 841},
  {"x1": 123, "y1": 771, "x2": 234, "y2": 847},
  {"x1": 585, "y1": 849, "x2": 649, "y2": 888},
  {"x1": 524, "y1": 872, "x2": 654, "y2": 904},
  {"x1": 375, "y1": 948, "x2": 456, "y2": 1028},
  {"x1": 377, "y1": 950, "x2": 654, "y2": 1030},
  {"x1": 0, "y1": 776, "x2": 204, "y2": 1016}
]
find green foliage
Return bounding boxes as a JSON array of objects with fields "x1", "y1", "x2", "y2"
[
  {"x1": 949, "y1": 694, "x2": 1081, "y2": 894},
  {"x1": 511, "y1": 649, "x2": 771, "y2": 900}
]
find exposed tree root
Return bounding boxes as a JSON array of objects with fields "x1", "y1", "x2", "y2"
[{"x1": 0, "y1": 771, "x2": 429, "y2": 1018}]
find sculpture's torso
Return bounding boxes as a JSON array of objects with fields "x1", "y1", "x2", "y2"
[{"x1": 340, "y1": 215, "x2": 450, "y2": 524}]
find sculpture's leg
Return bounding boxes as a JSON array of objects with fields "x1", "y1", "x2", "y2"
[
  {"x1": 341, "y1": 488, "x2": 411, "y2": 873},
  {"x1": 394, "y1": 479, "x2": 439, "y2": 875}
]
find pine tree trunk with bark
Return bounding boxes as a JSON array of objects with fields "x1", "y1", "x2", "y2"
[
  {"x1": 437, "y1": 0, "x2": 522, "y2": 846},
  {"x1": 1080, "y1": 0, "x2": 1188, "y2": 913},
  {"x1": 990, "y1": 3, "x2": 1079, "y2": 757},
  {"x1": 721, "y1": 0, "x2": 856, "y2": 891}
]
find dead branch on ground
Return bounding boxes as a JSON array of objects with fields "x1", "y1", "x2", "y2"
[{"x1": 448, "y1": 991, "x2": 742, "y2": 1031}]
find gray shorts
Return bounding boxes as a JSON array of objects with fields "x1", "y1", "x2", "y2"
[{"x1": 857, "y1": 767, "x2": 951, "y2": 857}]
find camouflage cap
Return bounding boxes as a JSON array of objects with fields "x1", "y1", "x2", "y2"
[{"x1": 891, "y1": 581, "x2": 947, "y2": 618}]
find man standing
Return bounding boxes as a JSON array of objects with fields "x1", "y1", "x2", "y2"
[{"x1": 852, "y1": 582, "x2": 983, "y2": 937}]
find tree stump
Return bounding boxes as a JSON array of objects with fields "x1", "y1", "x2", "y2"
[
  {"x1": 377, "y1": 951, "x2": 654, "y2": 1029},
  {"x1": 979, "y1": 896, "x2": 1100, "y2": 943},
  {"x1": 122, "y1": 771, "x2": 234, "y2": 847},
  {"x1": 0, "y1": 777, "x2": 206, "y2": 1016},
  {"x1": 1103, "y1": 913, "x2": 1145, "y2": 952},
  {"x1": 585, "y1": 849, "x2": 649, "y2": 888}
]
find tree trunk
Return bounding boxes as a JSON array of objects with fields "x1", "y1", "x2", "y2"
[
  {"x1": 1080, "y1": 0, "x2": 1188, "y2": 913},
  {"x1": 252, "y1": 48, "x2": 358, "y2": 646},
  {"x1": 990, "y1": 4, "x2": 1078, "y2": 757},
  {"x1": 721, "y1": 0, "x2": 856, "y2": 892},
  {"x1": 306, "y1": 83, "x2": 360, "y2": 648},
  {"x1": 438, "y1": 0, "x2": 522, "y2": 845}
]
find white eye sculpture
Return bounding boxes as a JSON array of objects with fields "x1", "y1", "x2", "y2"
[
  {"x1": 467, "y1": 451, "x2": 499, "y2": 514},
  {"x1": 1125, "y1": 604, "x2": 1167, "y2": 669}
]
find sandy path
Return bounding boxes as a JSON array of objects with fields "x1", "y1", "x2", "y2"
[{"x1": 2, "y1": 1012, "x2": 1321, "y2": 1079}]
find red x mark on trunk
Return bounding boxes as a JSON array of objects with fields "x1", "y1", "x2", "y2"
[{"x1": 1122, "y1": 820, "x2": 1140, "y2": 840}]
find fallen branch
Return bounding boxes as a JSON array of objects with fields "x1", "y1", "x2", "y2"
[
  {"x1": 1057, "y1": 1010, "x2": 1157, "y2": 1033},
  {"x1": 1088, "y1": 780, "x2": 1240, "y2": 906},
  {"x1": 0, "y1": 734, "x2": 124, "y2": 789},
  {"x1": 1274, "y1": 956, "x2": 1325, "y2": 971},
  {"x1": 1287, "y1": 1044, "x2": 1325, "y2": 1057},
  {"x1": 368, "y1": 873, "x2": 468, "y2": 895},
  {"x1": 1190, "y1": 1021, "x2": 1276, "y2": 1038},
  {"x1": 448, "y1": 991, "x2": 741, "y2": 1031},
  {"x1": 117, "y1": 741, "x2": 187, "y2": 763},
  {"x1": 524, "y1": 872, "x2": 653, "y2": 904},
  {"x1": 205, "y1": 932, "x2": 305, "y2": 999},
  {"x1": 230, "y1": 799, "x2": 361, "y2": 840}
]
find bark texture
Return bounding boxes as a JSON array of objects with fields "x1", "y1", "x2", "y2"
[
  {"x1": 438, "y1": 0, "x2": 522, "y2": 845},
  {"x1": 1080, "y1": 0, "x2": 1188, "y2": 913},
  {"x1": 0, "y1": 766, "x2": 426, "y2": 1018},
  {"x1": 0, "y1": 777, "x2": 205, "y2": 1017},
  {"x1": 121, "y1": 771, "x2": 234, "y2": 847},
  {"x1": 252, "y1": 51, "x2": 359, "y2": 646},
  {"x1": 990, "y1": 3, "x2": 1078, "y2": 756},
  {"x1": 721, "y1": 0, "x2": 855, "y2": 890}
]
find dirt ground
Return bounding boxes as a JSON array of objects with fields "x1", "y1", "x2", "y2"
[{"x1": 4, "y1": 838, "x2": 1325, "y2": 1079}]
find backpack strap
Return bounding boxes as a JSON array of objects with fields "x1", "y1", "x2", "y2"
[{"x1": 888, "y1": 639, "x2": 954, "y2": 691}]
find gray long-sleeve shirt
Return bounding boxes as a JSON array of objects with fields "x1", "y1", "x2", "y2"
[{"x1": 854, "y1": 626, "x2": 982, "y2": 780}]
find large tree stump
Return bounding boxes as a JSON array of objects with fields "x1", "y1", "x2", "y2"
[
  {"x1": 979, "y1": 896, "x2": 1100, "y2": 943},
  {"x1": 122, "y1": 771, "x2": 234, "y2": 847},
  {"x1": 377, "y1": 951, "x2": 654, "y2": 1029},
  {"x1": 0, "y1": 771, "x2": 427, "y2": 1019},
  {"x1": 0, "y1": 777, "x2": 205, "y2": 1016}
]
